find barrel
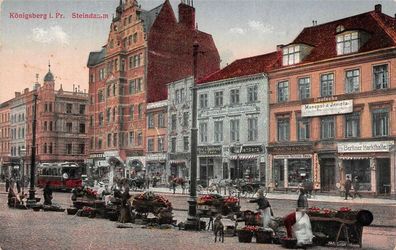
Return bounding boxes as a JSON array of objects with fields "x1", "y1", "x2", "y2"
[{"x1": 356, "y1": 210, "x2": 373, "y2": 226}]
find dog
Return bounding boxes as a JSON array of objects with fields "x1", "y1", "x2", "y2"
[{"x1": 213, "y1": 215, "x2": 224, "y2": 243}]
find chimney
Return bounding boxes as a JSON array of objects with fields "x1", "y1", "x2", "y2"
[
  {"x1": 178, "y1": 2, "x2": 195, "y2": 30},
  {"x1": 24, "y1": 88, "x2": 29, "y2": 94},
  {"x1": 375, "y1": 4, "x2": 382, "y2": 13},
  {"x1": 15, "y1": 92, "x2": 21, "y2": 97}
]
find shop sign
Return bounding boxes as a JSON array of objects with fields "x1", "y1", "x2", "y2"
[
  {"x1": 337, "y1": 141, "x2": 395, "y2": 153},
  {"x1": 104, "y1": 151, "x2": 119, "y2": 157},
  {"x1": 241, "y1": 145, "x2": 264, "y2": 154},
  {"x1": 301, "y1": 100, "x2": 353, "y2": 117},
  {"x1": 126, "y1": 150, "x2": 144, "y2": 157},
  {"x1": 273, "y1": 154, "x2": 312, "y2": 159},
  {"x1": 269, "y1": 145, "x2": 312, "y2": 154},
  {"x1": 197, "y1": 146, "x2": 222, "y2": 155},
  {"x1": 89, "y1": 153, "x2": 104, "y2": 159},
  {"x1": 146, "y1": 154, "x2": 166, "y2": 161}
]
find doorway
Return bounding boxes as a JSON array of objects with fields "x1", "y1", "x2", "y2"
[
  {"x1": 377, "y1": 158, "x2": 390, "y2": 195},
  {"x1": 320, "y1": 157, "x2": 335, "y2": 191}
]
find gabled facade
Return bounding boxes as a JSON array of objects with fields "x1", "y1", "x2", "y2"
[
  {"x1": 268, "y1": 4, "x2": 396, "y2": 197},
  {"x1": 86, "y1": 0, "x2": 220, "y2": 181}
]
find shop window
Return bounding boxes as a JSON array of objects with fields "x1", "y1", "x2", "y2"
[
  {"x1": 343, "y1": 160, "x2": 370, "y2": 190},
  {"x1": 287, "y1": 159, "x2": 312, "y2": 187},
  {"x1": 372, "y1": 109, "x2": 389, "y2": 137},
  {"x1": 273, "y1": 159, "x2": 285, "y2": 188},
  {"x1": 345, "y1": 112, "x2": 360, "y2": 138}
]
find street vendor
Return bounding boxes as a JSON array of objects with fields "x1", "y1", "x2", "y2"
[
  {"x1": 283, "y1": 204, "x2": 313, "y2": 247},
  {"x1": 249, "y1": 189, "x2": 273, "y2": 228}
]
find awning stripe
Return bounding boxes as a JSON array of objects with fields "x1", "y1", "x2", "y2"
[{"x1": 229, "y1": 155, "x2": 258, "y2": 160}]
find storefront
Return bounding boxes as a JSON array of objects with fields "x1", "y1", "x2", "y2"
[
  {"x1": 198, "y1": 146, "x2": 222, "y2": 187},
  {"x1": 229, "y1": 145, "x2": 265, "y2": 182},
  {"x1": 146, "y1": 153, "x2": 167, "y2": 184},
  {"x1": 168, "y1": 152, "x2": 190, "y2": 180},
  {"x1": 337, "y1": 140, "x2": 395, "y2": 195}
]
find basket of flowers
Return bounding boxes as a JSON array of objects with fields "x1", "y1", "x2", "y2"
[
  {"x1": 237, "y1": 226, "x2": 257, "y2": 243},
  {"x1": 308, "y1": 207, "x2": 337, "y2": 218}
]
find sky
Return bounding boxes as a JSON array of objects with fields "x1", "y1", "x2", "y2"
[{"x1": 1, "y1": 0, "x2": 396, "y2": 103}]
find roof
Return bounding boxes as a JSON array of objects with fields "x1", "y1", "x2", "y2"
[
  {"x1": 44, "y1": 71, "x2": 54, "y2": 82},
  {"x1": 140, "y1": 4, "x2": 164, "y2": 33},
  {"x1": 87, "y1": 48, "x2": 106, "y2": 67},
  {"x1": 289, "y1": 9, "x2": 396, "y2": 64},
  {"x1": 198, "y1": 51, "x2": 279, "y2": 84}
]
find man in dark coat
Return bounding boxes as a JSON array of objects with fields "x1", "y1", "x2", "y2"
[
  {"x1": 5, "y1": 177, "x2": 10, "y2": 192},
  {"x1": 43, "y1": 182, "x2": 53, "y2": 205},
  {"x1": 297, "y1": 188, "x2": 308, "y2": 210},
  {"x1": 344, "y1": 176, "x2": 353, "y2": 200}
]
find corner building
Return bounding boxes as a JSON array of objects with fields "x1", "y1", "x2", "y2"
[
  {"x1": 268, "y1": 5, "x2": 396, "y2": 197},
  {"x1": 87, "y1": 0, "x2": 219, "y2": 181}
]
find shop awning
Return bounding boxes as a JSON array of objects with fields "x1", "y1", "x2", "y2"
[
  {"x1": 169, "y1": 160, "x2": 186, "y2": 164},
  {"x1": 338, "y1": 156, "x2": 371, "y2": 160},
  {"x1": 229, "y1": 155, "x2": 258, "y2": 160}
]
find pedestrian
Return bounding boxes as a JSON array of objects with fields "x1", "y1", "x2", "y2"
[
  {"x1": 172, "y1": 178, "x2": 177, "y2": 194},
  {"x1": 43, "y1": 182, "x2": 53, "y2": 206},
  {"x1": 119, "y1": 186, "x2": 131, "y2": 223},
  {"x1": 16, "y1": 179, "x2": 21, "y2": 194},
  {"x1": 5, "y1": 177, "x2": 10, "y2": 192},
  {"x1": 344, "y1": 176, "x2": 353, "y2": 200},
  {"x1": 249, "y1": 189, "x2": 273, "y2": 228},
  {"x1": 297, "y1": 188, "x2": 308, "y2": 210},
  {"x1": 353, "y1": 176, "x2": 362, "y2": 199},
  {"x1": 146, "y1": 175, "x2": 151, "y2": 190}
]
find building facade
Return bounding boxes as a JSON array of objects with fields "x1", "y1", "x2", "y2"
[
  {"x1": 167, "y1": 77, "x2": 193, "y2": 181},
  {"x1": 196, "y1": 53, "x2": 278, "y2": 186},
  {"x1": 0, "y1": 101, "x2": 11, "y2": 177},
  {"x1": 268, "y1": 4, "x2": 396, "y2": 197},
  {"x1": 86, "y1": 0, "x2": 220, "y2": 183},
  {"x1": 145, "y1": 100, "x2": 167, "y2": 184}
]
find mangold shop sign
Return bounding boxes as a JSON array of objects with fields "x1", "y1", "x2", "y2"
[
  {"x1": 302, "y1": 100, "x2": 353, "y2": 117},
  {"x1": 337, "y1": 141, "x2": 395, "y2": 153}
]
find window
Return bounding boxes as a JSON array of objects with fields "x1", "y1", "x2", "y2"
[
  {"x1": 138, "y1": 104, "x2": 143, "y2": 119},
  {"x1": 282, "y1": 45, "x2": 301, "y2": 65},
  {"x1": 247, "y1": 85, "x2": 258, "y2": 103},
  {"x1": 66, "y1": 103, "x2": 73, "y2": 114},
  {"x1": 49, "y1": 143, "x2": 53, "y2": 154},
  {"x1": 79, "y1": 123, "x2": 85, "y2": 133},
  {"x1": 113, "y1": 133, "x2": 118, "y2": 147},
  {"x1": 277, "y1": 118, "x2": 289, "y2": 142},
  {"x1": 133, "y1": 33, "x2": 138, "y2": 43},
  {"x1": 129, "y1": 105, "x2": 134, "y2": 121},
  {"x1": 297, "y1": 117, "x2": 310, "y2": 141},
  {"x1": 373, "y1": 65, "x2": 388, "y2": 89},
  {"x1": 199, "y1": 122, "x2": 208, "y2": 143},
  {"x1": 180, "y1": 88, "x2": 185, "y2": 103},
  {"x1": 298, "y1": 77, "x2": 310, "y2": 100},
  {"x1": 171, "y1": 114, "x2": 177, "y2": 131},
  {"x1": 98, "y1": 138, "x2": 102, "y2": 149},
  {"x1": 129, "y1": 131, "x2": 134, "y2": 145},
  {"x1": 98, "y1": 90, "x2": 104, "y2": 102},
  {"x1": 345, "y1": 69, "x2": 360, "y2": 93},
  {"x1": 345, "y1": 112, "x2": 360, "y2": 138},
  {"x1": 112, "y1": 84, "x2": 116, "y2": 96},
  {"x1": 183, "y1": 136, "x2": 189, "y2": 151},
  {"x1": 337, "y1": 31, "x2": 360, "y2": 55},
  {"x1": 199, "y1": 94, "x2": 208, "y2": 108},
  {"x1": 66, "y1": 144, "x2": 72, "y2": 155},
  {"x1": 99, "y1": 112, "x2": 103, "y2": 126},
  {"x1": 214, "y1": 91, "x2": 223, "y2": 107},
  {"x1": 44, "y1": 121, "x2": 48, "y2": 131},
  {"x1": 183, "y1": 112, "x2": 189, "y2": 128},
  {"x1": 158, "y1": 137, "x2": 164, "y2": 152},
  {"x1": 133, "y1": 54, "x2": 141, "y2": 67},
  {"x1": 66, "y1": 122, "x2": 72, "y2": 133},
  {"x1": 277, "y1": 81, "x2": 289, "y2": 102},
  {"x1": 79, "y1": 144, "x2": 85, "y2": 154},
  {"x1": 230, "y1": 119, "x2": 240, "y2": 142},
  {"x1": 158, "y1": 113, "x2": 165, "y2": 128},
  {"x1": 175, "y1": 89, "x2": 180, "y2": 104},
  {"x1": 107, "y1": 134, "x2": 112, "y2": 147},
  {"x1": 147, "y1": 113, "x2": 154, "y2": 129},
  {"x1": 171, "y1": 137, "x2": 176, "y2": 153},
  {"x1": 79, "y1": 105, "x2": 85, "y2": 115},
  {"x1": 321, "y1": 116, "x2": 335, "y2": 139},
  {"x1": 372, "y1": 109, "x2": 389, "y2": 137},
  {"x1": 43, "y1": 143, "x2": 47, "y2": 154},
  {"x1": 320, "y1": 73, "x2": 334, "y2": 97},
  {"x1": 147, "y1": 138, "x2": 154, "y2": 152},
  {"x1": 90, "y1": 116, "x2": 93, "y2": 127},
  {"x1": 214, "y1": 121, "x2": 223, "y2": 142},
  {"x1": 113, "y1": 108, "x2": 116, "y2": 122},
  {"x1": 230, "y1": 89, "x2": 240, "y2": 105},
  {"x1": 137, "y1": 131, "x2": 142, "y2": 145},
  {"x1": 248, "y1": 117, "x2": 258, "y2": 141}
]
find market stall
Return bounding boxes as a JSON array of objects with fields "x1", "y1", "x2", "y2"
[
  {"x1": 131, "y1": 191, "x2": 173, "y2": 224},
  {"x1": 197, "y1": 194, "x2": 240, "y2": 217}
]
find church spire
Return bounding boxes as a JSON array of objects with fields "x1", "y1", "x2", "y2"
[{"x1": 48, "y1": 60, "x2": 51, "y2": 72}]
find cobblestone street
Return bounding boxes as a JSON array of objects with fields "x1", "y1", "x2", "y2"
[{"x1": 1, "y1": 190, "x2": 396, "y2": 250}]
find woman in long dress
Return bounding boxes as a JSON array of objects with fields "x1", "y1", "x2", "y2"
[{"x1": 284, "y1": 197, "x2": 313, "y2": 246}]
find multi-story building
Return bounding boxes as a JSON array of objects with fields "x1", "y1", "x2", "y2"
[
  {"x1": 0, "y1": 101, "x2": 11, "y2": 177},
  {"x1": 167, "y1": 77, "x2": 193, "y2": 181},
  {"x1": 196, "y1": 53, "x2": 278, "y2": 186},
  {"x1": 267, "y1": 4, "x2": 396, "y2": 197},
  {"x1": 24, "y1": 67, "x2": 88, "y2": 175},
  {"x1": 87, "y1": 0, "x2": 220, "y2": 182},
  {"x1": 145, "y1": 100, "x2": 167, "y2": 184},
  {"x1": 9, "y1": 91, "x2": 27, "y2": 177}
]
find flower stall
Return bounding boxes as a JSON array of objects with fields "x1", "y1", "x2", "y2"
[
  {"x1": 131, "y1": 191, "x2": 173, "y2": 224},
  {"x1": 197, "y1": 194, "x2": 240, "y2": 217},
  {"x1": 307, "y1": 206, "x2": 373, "y2": 247},
  {"x1": 70, "y1": 186, "x2": 106, "y2": 217}
]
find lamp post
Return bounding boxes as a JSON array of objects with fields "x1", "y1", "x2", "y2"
[
  {"x1": 233, "y1": 143, "x2": 243, "y2": 206},
  {"x1": 27, "y1": 93, "x2": 38, "y2": 207},
  {"x1": 185, "y1": 42, "x2": 200, "y2": 230},
  {"x1": 20, "y1": 147, "x2": 26, "y2": 193}
]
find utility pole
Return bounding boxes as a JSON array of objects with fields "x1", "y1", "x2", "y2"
[
  {"x1": 27, "y1": 93, "x2": 38, "y2": 207},
  {"x1": 185, "y1": 42, "x2": 200, "y2": 230}
]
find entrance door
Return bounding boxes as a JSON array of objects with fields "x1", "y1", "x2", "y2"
[
  {"x1": 320, "y1": 158, "x2": 335, "y2": 191},
  {"x1": 377, "y1": 158, "x2": 390, "y2": 195}
]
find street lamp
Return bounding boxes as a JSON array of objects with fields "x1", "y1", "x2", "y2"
[
  {"x1": 20, "y1": 147, "x2": 26, "y2": 193},
  {"x1": 27, "y1": 93, "x2": 38, "y2": 207},
  {"x1": 233, "y1": 143, "x2": 243, "y2": 206}
]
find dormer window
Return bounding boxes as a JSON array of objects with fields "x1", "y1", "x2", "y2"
[
  {"x1": 282, "y1": 45, "x2": 301, "y2": 66},
  {"x1": 336, "y1": 31, "x2": 360, "y2": 55}
]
